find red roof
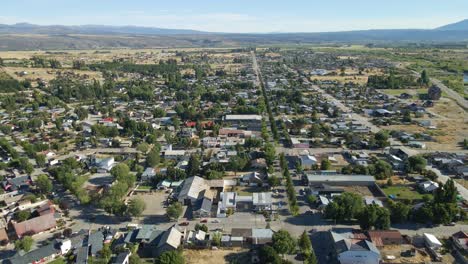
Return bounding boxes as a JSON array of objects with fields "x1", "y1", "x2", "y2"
[
  {"x1": 0, "y1": 228, "x2": 8, "y2": 243},
  {"x1": 367, "y1": 230, "x2": 402, "y2": 247},
  {"x1": 101, "y1": 117, "x2": 114, "y2": 122},
  {"x1": 185, "y1": 121, "x2": 214, "y2": 128},
  {"x1": 13, "y1": 213, "x2": 56, "y2": 238},
  {"x1": 35, "y1": 201, "x2": 55, "y2": 216}
]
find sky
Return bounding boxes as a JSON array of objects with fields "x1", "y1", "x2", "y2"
[{"x1": 1, "y1": 0, "x2": 467, "y2": 33}]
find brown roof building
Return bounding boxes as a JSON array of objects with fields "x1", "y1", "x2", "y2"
[
  {"x1": 0, "y1": 228, "x2": 9, "y2": 245},
  {"x1": 367, "y1": 230, "x2": 402, "y2": 247},
  {"x1": 13, "y1": 213, "x2": 56, "y2": 238}
]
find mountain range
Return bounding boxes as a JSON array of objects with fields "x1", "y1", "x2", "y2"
[{"x1": 0, "y1": 19, "x2": 466, "y2": 50}]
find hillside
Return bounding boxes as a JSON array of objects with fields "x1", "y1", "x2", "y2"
[{"x1": 436, "y1": 19, "x2": 468, "y2": 31}]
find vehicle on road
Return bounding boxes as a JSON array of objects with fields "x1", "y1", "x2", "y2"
[{"x1": 179, "y1": 221, "x2": 189, "y2": 226}]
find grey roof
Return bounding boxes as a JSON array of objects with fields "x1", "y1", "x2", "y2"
[
  {"x1": 136, "y1": 225, "x2": 155, "y2": 240},
  {"x1": 7, "y1": 240, "x2": 59, "y2": 264},
  {"x1": 157, "y1": 227, "x2": 182, "y2": 250},
  {"x1": 178, "y1": 176, "x2": 209, "y2": 202},
  {"x1": 75, "y1": 246, "x2": 89, "y2": 264},
  {"x1": 113, "y1": 251, "x2": 131, "y2": 264},
  {"x1": 88, "y1": 231, "x2": 104, "y2": 256},
  {"x1": 124, "y1": 229, "x2": 139, "y2": 243},
  {"x1": 331, "y1": 231, "x2": 380, "y2": 255},
  {"x1": 252, "y1": 228, "x2": 274, "y2": 238},
  {"x1": 193, "y1": 198, "x2": 212, "y2": 213},
  {"x1": 306, "y1": 174, "x2": 375, "y2": 183},
  {"x1": 252, "y1": 192, "x2": 272, "y2": 206}
]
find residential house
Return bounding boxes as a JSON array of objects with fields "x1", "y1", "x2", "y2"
[
  {"x1": 419, "y1": 180, "x2": 439, "y2": 193},
  {"x1": 300, "y1": 154, "x2": 317, "y2": 170},
  {"x1": 451, "y1": 231, "x2": 468, "y2": 253},
  {"x1": 252, "y1": 192, "x2": 273, "y2": 211},
  {"x1": 12, "y1": 213, "x2": 56, "y2": 238},
  {"x1": 330, "y1": 231, "x2": 381, "y2": 264},
  {"x1": 367, "y1": 230, "x2": 402, "y2": 247},
  {"x1": 113, "y1": 251, "x2": 131, "y2": 264},
  {"x1": 5, "y1": 239, "x2": 71, "y2": 264}
]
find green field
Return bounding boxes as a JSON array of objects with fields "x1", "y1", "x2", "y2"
[{"x1": 382, "y1": 185, "x2": 427, "y2": 201}]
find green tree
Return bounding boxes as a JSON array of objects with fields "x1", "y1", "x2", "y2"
[
  {"x1": 211, "y1": 232, "x2": 222, "y2": 247},
  {"x1": 372, "y1": 160, "x2": 393, "y2": 179},
  {"x1": 35, "y1": 154, "x2": 47, "y2": 167},
  {"x1": 146, "y1": 148, "x2": 160, "y2": 167},
  {"x1": 388, "y1": 200, "x2": 410, "y2": 223},
  {"x1": 186, "y1": 154, "x2": 201, "y2": 177},
  {"x1": 272, "y1": 229, "x2": 297, "y2": 256},
  {"x1": 15, "y1": 210, "x2": 31, "y2": 222},
  {"x1": 166, "y1": 202, "x2": 183, "y2": 220},
  {"x1": 258, "y1": 245, "x2": 283, "y2": 264},
  {"x1": 111, "y1": 163, "x2": 135, "y2": 187},
  {"x1": 408, "y1": 155, "x2": 427, "y2": 172},
  {"x1": 320, "y1": 159, "x2": 331, "y2": 170},
  {"x1": 155, "y1": 250, "x2": 185, "y2": 264},
  {"x1": 35, "y1": 174, "x2": 53, "y2": 194},
  {"x1": 298, "y1": 230, "x2": 312, "y2": 256},
  {"x1": 15, "y1": 236, "x2": 34, "y2": 252},
  {"x1": 264, "y1": 143, "x2": 276, "y2": 166},
  {"x1": 419, "y1": 70, "x2": 430, "y2": 86},
  {"x1": 128, "y1": 197, "x2": 146, "y2": 217},
  {"x1": 268, "y1": 175, "x2": 281, "y2": 188},
  {"x1": 325, "y1": 192, "x2": 363, "y2": 222}
]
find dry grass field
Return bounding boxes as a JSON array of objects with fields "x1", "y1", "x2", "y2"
[
  {"x1": 2, "y1": 66, "x2": 102, "y2": 83},
  {"x1": 184, "y1": 249, "x2": 250, "y2": 264}
]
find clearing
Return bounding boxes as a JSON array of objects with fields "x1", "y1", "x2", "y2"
[{"x1": 184, "y1": 249, "x2": 250, "y2": 264}]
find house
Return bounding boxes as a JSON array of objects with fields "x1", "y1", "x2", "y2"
[
  {"x1": 141, "y1": 167, "x2": 156, "y2": 182},
  {"x1": 367, "y1": 230, "x2": 402, "y2": 247},
  {"x1": 113, "y1": 251, "x2": 131, "y2": 264},
  {"x1": 251, "y1": 228, "x2": 274, "y2": 245},
  {"x1": 177, "y1": 176, "x2": 210, "y2": 205},
  {"x1": 424, "y1": 233, "x2": 442, "y2": 250},
  {"x1": 300, "y1": 154, "x2": 317, "y2": 170},
  {"x1": 241, "y1": 172, "x2": 265, "y2": 186},
  {"x1": 192, "y1": 198, "x2": 212, "y2": 218},
  {"x1": 419, "y1": 180, "x2": 439, "y2": 193},
  {"x1": 13, "y1": 213, "x2": 56, "y2": 238},
  {"x1": 89, "y1": 230, "x2": 104, "y2": 256},
  {"x1": 217, "y1": 192, "x2": 237, "y2": 217},
  {"x1": 304, "y1": 173, "x2": 376, "y2": 187},
  {"x1": 451, "y1": 231, "x2": 468, "y2": 253},
  {"x1": 1, "y1": 176, "x2": 32, "y2": 192},
  {"x1": 153, "y1": 227, "x2": 182, "y2": 257},
  {"x1": 5, "y1": 239, "x2": 71, "y2": 264},
  {"x1": 94, "y1": 157, "x2": 115, "y2": 172},
  {"x1": 331, "y1": 231, "x2": 381, "y2": 264},
  {"x1": 252, "y1": 192, "x2": 272, "y2": 211},
  {"x1": 250, "y1": 158, "x2": 267, "y2": 169},
  {"x1": 185, "y1": 229, "x2": 207, "y2": 246}
]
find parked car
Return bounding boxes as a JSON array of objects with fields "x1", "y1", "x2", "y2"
[
  {"x1": 179, "y1": 221, "x2": 190, "y2": 226},
  {"x1": 200, "y1": 219, "x2": 208, "y2": 223},
  {"x1": 211, "y1": 219, "x2": 220, "y2": 223}
]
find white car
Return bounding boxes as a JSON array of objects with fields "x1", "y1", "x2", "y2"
[{"x1": 211, "y1": 219, "x2": 220, "y2": 223}]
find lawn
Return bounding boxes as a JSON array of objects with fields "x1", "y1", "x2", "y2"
[{"x1": 381, "y1": 185, "x2": 428, "y2": 201}]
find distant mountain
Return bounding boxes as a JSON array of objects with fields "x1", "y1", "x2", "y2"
[
  {"x1": 0, "y1": 23, "x2": 205, "y2": 35},
  {"x1": 436, "y1": 19, "x2": 468, "y2": 31},
  {"x1": 0, "y1": 22, "x2": 467, "y2": 50}
]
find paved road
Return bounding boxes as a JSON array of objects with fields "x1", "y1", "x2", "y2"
[
  {"x1": 426, "y1": 165, "x2": 468, "y2": 201},
  {"x1": 430, "y1": 78, "x2": 468, "y2": 110}
]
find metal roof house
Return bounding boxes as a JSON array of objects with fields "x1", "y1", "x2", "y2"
[
  {"x1": 304, "y1": 173, "x2": 375, "y2": 186},
  {"x1": 331, "y1": 231, "x2": 381, "y2": 264}
]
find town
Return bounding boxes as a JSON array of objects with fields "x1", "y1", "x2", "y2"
[{"x1": 0, "y1": 43, "x2": 467, "y2": 264}]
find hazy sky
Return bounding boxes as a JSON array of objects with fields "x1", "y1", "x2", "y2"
[{"x1": 1, "y1": 0, "x2": 467, "y2": 33}]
